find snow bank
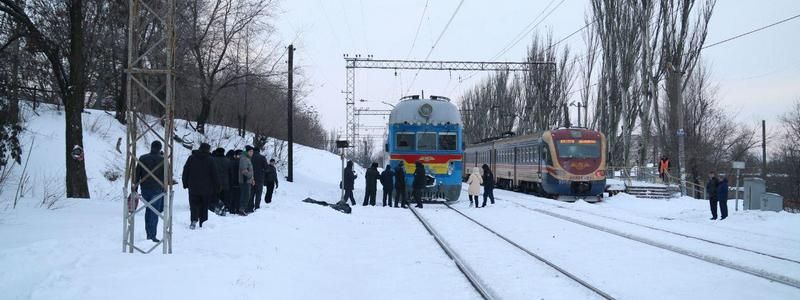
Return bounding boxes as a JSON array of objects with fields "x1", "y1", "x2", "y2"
[{"x1": 0, "y1": 104, "x2": 475, "y2": 299}]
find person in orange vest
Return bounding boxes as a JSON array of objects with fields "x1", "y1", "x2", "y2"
[{"x1": 659, "y1": 156, "x2": 670, "y2": 183}]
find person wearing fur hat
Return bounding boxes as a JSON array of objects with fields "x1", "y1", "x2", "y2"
[
  {"x1": 182, "y1": 143, "x2": 219, "y2": 229},
  {"x1": 238, "y1": 146, "x2": 256, "y2": 215}
]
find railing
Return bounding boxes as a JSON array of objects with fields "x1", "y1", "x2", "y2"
[{"x1": 606, "y1": 165, "x2": 707, "y2": 199}]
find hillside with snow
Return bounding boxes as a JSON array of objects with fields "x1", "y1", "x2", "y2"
[{"x1": 1, "y1": 104, "x2": 799, "y2": 299}]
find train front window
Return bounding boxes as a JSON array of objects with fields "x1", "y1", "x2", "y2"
[
  {"x1": 555, "y1": 139, "x2": 600, "y2": 158},
  {"x1": 417, "y1": 132, "x2": 437, "y2": 151},
  {"x1": 439, "y1": 133, "x2": 457, "y2": 151},
  {"x1": 396, "y1": 133, "x2": 415, "y2": 151}
]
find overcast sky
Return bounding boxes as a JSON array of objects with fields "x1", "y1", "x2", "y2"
[{"x1": 272, "y1": 0, "x2": 800, "y2": 134}]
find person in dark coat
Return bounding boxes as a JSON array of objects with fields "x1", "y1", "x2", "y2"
[
  {"x1": 412, "y1": 161, "x2": 426, "y2": 208},
  {"x1": 717, "y1": 176, "x2": 729, "y2": 220},
  {"x1": 380, "y1": 165, "x2": 394, "y2": 207},
  {"x1": 211, "y1": 148, "x2": 229, "y2": 216},
  {"x1": 264, "y1": 158, "x2": 279, "y2": 205},
  {"x1": 134, "y1": 141, "x2": 165, "y2": 242},
  {"x1": 239, "y1": 146, "x2": 255, "y2": 215},
  {"x1": 706, "y1": 171, "x2": 720, "y2": 220},
  {"x1": 342, "y1": 160, "x2": 357, "y2": 205},
  {"x1": 250, "y1": 147, "x2": 268, "y2": 211},
  {"x1": 394, "y1": 162, "x2": 408, "y2": 208},
  {"x1": 182, "y1": 143, "x2": 219, "y2": 229},
  {"x1": 362, "y1": 162, "x2": 380, "y2": 206},
  {"x1": 226, "y1": 150, "x2": 242, "y2": 215},
  {"x1": 481, "y1": 164, "x2": 495, "y2": 207}
]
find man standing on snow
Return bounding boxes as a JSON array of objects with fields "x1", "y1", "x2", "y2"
[
  {"x1": 717, "y1": 175, "x2": 729, "y2": 220},
  {"x1": 239, "y1": 146, "x2": 256, "y2": 215},
  {"x1": 394, "y1": 161, "x2": 408, "y2": 208},
  {"x1": 264, "y1": 158, "x2": 279, "y2": 205},
  {"x1": 250, "y1": 147, "x2": 267, "y2": 211},
  {"x1": 342, "y1": 160, "x2": 357, "y2": 205},
  {"x1": 363, "y1": 162, "x2": 379, "y2": 206},
  {"x1": 380, "y1": 164, "x2": 394, "y2": 207},
  {"x1": 412, "y1": 161, "x2": 425, "y2": 208},
  {"x1": 481, "y1": 164, "x2": 495, "y2": 207},
  {"x1": 211, "y1": 148, "x2": 229, "y2": 216},
  {"x1": 226, "y1": 150, "x2": 242, "y2": 215},
  {"x1": 134, "y1": 141, "x2": 165, "y2": 242},
  {"x1": 706, "y1": 171, "x2": 720, "y2": 220},
  {"x1": 182, "y1": 143, "x2": 219, "y2": 229}
]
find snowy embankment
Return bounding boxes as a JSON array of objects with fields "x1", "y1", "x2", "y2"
[
  {"x1": 3, "y1": 104, "x2": 800, "y2": 299},
  {"x1": 0, "y1": 105, "x2": 476, "y2": 299}
]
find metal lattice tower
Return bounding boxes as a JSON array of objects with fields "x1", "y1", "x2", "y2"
[
  {"x1": 344, "y1": 57, "x2": 554, "y2": 152},
  {"x1": 123, "y1": 0, "x2": 176, "y2": 254}
]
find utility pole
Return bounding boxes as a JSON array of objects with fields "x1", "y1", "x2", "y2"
[
  {"x1": 670, "y1": 67, "x2": 687, "y2": 196},
  {"x1": 287, "y1": 44, "x2": 295, "y2": 182},
  {"x1": 762, "y1": 120, "x2": 766, "y2": 179}
]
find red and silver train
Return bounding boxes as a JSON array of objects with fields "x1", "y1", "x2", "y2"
[{"x1": 464, "y1": 128, "x2": 607, "y2": 202}]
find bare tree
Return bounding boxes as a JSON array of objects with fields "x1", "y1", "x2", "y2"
[
  {"x1": 591, "y1": 0, "x2": 644, "y2": 166},
  {"x1": 659, "y1": 0, "x2": 716, "y2": 177},
  {"x1": 1, "y1": 0, "x2": 92, "y2": 197},
  {"x1": 180, "y1": 0, "x2": 275, "y2": 134}
]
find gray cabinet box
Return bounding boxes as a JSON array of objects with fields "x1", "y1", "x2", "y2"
[
  {"x1": 744, "y1": 177, "x2": 765, "y2": 210},
  {"x1": 761, "y1": 193, "x2": 783, "y2": 212}
]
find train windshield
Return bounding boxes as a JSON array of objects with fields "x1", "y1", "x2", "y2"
[
  {"x1": 396, "y1": 133, "x2": 415, "y2": 151},
  {"x1": 438, "y1": 133, "x2": 457, "y2": 151},
  {"x1": 555, "y1": 139, "x2": 600, "y2": 158},
  {"x1": 417, "y1": 132, "x2": 437, "y2": 151}
]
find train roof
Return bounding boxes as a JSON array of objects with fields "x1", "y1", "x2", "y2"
[
  {"x1": 467, "y1": 128, "x2": 603, "y2": 148},
  {"x1": 388, "y1": 95, "x2": 462, "y2": 125}
]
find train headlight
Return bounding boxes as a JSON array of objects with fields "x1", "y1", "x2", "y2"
[{"x1": 595, "y1": 170, "x2": 605, "y2": 177}]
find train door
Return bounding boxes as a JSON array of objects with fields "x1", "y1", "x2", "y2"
[
  {"x1": 513, "y1": 147, "x2": 518, "y2": 189},
  {"x1": 490, "y1": 148, "x2": 496, "y2": 178}
]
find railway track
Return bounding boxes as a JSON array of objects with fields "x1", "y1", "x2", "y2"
[
  {"x1": 464, "y1": 184, "x2": 800, "y2": 265},
  {"x1": 492, "y1": 195, "x2": 800, "y2": 290},
  {"x1": 409, "y1": 204, "x2": 615, "y2": 300},
  {"x1": 510, "y1": 196, "x2": 800, "y2": 265}
]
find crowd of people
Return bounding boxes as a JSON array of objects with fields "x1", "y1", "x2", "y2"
[
  {"x1": 133, "y1": 141, "x2": 280, "y2": 242},
  {"x1": 341, "y1": 160, "x2": 496, "y2": 209}
]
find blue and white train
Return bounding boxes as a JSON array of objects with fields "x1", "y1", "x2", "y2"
[{"x1": 385, "y1": 95, "x2": 463, "y2": 202}]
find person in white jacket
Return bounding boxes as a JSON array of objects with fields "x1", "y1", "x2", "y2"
[{"x1": 466, "y1": 167, "x2": 483, "y2": 207}]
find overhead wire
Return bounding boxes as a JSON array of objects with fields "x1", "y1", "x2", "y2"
[
  {"x1": 405, "y1": 0, "x2": 466, "y2": 94},
  {"x1": 702, "y1": 12, "x2": 800, "y2": 49},
  {"x1": 450, "y1": 0, "x2": 570, "y2": 97},
  {"x1": 406, "y1": 0, "x2": 431, "y2": 59}
]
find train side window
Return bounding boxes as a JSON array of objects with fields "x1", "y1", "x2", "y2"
[
  {"x1": 396, "y1": 133, "x2": 415, "y2": 151},
  {"x1": 438, "y1": 133, "x2": 457, "y2": 151},
  {"x1": 417, "y1": 132, "x2": 437, "y2": 151}
]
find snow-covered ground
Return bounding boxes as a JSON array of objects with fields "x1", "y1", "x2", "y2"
[{"x1": 2, "y1": 104, "x2": 799, "y2": 299}]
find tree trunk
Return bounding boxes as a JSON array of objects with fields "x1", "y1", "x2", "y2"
[
  {"x1": 115, "y1": 69, "x2": 127, "y2": 124},
  {"x1": 65, "y1": 0, "x2": 90, "y2": 198},
  {"x1": 196, "y1": 94, "x2": 211, "y2": 134}
]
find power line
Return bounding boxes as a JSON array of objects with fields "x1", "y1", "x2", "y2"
[
  {"x1": 405, "y1": 0, "x2": 466, "y2": 94},
  {"x1": 703, "y1": 12, "x2": 800, "y2": 50},
  {"x1": 450, "y1": 0, "x2": 571, "y2": 95},
  {"x1": 490, "y1": 0, "x2": 566, "y2": 61},
  {"x1": 406, "y1": 0, "x2": 430, "y2": 59}
]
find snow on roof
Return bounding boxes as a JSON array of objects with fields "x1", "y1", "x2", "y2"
[{"x1": 388, "y1": 97, "x2": 462, "y2": 125}]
